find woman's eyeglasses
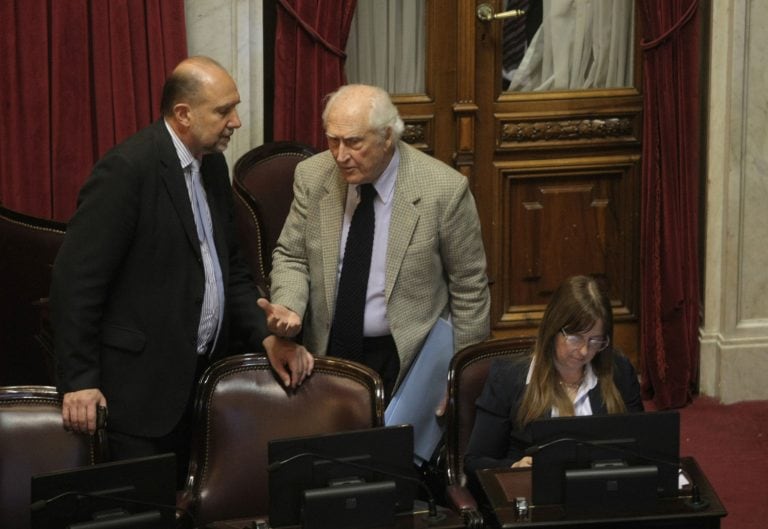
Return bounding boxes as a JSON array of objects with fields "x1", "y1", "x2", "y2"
[{"x1": 560, "y1": 329, "x2": 610, "y2": 352}]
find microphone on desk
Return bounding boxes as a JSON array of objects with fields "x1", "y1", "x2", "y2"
[
  {"x1": 523, "y1": 437, "x2": 710, "y2": 510},
  {"x1": 523, "y1": 436, "x2": 680, "y2": 471},
  {"x1": 30, "y1": 489, "x2": 196, "y2": 527},
  {"x1": 268, "y1": 451, "x2": 446, "y2": 524},
  {"x1": 685, "y1": 483, "x2": 710, "y2": 511}
]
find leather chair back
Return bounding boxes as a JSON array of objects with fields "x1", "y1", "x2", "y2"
[
  {"x1": 232, "y1": 142, "x2": 315, "y2": 294},
  {"x1": 0, "y1": 386, "x2": 99, "y2": 529},
  {"x1": 442, "y1": 337, "x2": 535, "y2": 526},
  {"x1": 0, "y1": 207, "x2": 66, "y2": 385},
  {"x1": 179, "y1": 354, "x2": 384, "y2": 527}
]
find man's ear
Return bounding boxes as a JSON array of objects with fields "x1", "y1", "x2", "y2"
[
  {"x1": 173, "y1": 103, "x2": 192, "y2": 127},
  {"x1": 384, "y1": 126, "x2": 394, "y2": 149}
]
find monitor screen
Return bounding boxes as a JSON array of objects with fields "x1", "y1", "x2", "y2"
[
  {"x1": 529, "y1": 410, "x2": 680, "y2": 511},
  {"x1": 30, "y1": 453, "x2": 177, "y2": 529},
  {"x1": 267, "y1": 425, "x2": 419, "y2": 529}
]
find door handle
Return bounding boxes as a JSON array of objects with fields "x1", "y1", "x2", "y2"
[{"x1": 476, "y1": 3, "x2": 525, "y2": 22}]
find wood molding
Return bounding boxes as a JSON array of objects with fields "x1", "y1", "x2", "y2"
[
  {"x1": 493, "y1": 154, "x2": 641, "y2": 328},
  {"x1": 500, "y1": 116, "x2": 635, "y2": 144},
  {"x1": 400, "y1": 116, "x2": 433, "y2": 153}
]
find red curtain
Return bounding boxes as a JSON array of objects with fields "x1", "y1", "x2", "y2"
[
  {"x1": 0, "y1": 0, "x2": 187, "y2": 221},
  {"x1": 273, "y1": 0, "x2": 357, "y2": 150},
  {"x1": 638, "y1": 0, "x2": 702, "y2": 409}
]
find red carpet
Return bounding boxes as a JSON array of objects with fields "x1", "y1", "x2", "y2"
[{"x1": 672, "y1": 396, "x2": 768, "y2": 529}]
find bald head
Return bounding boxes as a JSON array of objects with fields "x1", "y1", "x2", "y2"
[
  {"x1": 161, "y1": 56, "x2": 241, "y2": 157},
  {"x1": 160, "y1": 56, "x2": 231, "y2": 117}
]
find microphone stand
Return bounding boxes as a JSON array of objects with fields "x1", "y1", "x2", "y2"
[
  {"x1": 30, "y1": 489, "x2": 196, "y2": 528},
  {"x1": 269, "y1": 451, "x2": 446, "y2": 523},
  {"x1": 525, "y1": 437, "x2": 709, "y2": 510}
]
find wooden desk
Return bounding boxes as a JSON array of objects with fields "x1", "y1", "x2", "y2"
[
  {"x1": 477, "y1": 457, "x2": 726, "y2": 528},
  {"x1": 206, "y1": 503, "x2": 466, "y2": 529}
]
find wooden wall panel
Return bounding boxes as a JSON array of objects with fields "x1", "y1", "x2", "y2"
[
  {"x1": 391, "y1": 0, "x2": 644, "y2": 365},
  {"x1": 496, "y1": 156, "x2": 640, "y2": 326}
]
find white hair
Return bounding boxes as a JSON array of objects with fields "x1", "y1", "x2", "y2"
[{"x1": 322, "y1": 84, "x2": 405, "y2": 142}]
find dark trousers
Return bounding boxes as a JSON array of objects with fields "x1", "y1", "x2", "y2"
[
  {"x1": 107, "y1": 354, "x2": 209, "y2": 489},
  {"x1": 360, "y1": 334, "x2": 400, "y2": 402}
]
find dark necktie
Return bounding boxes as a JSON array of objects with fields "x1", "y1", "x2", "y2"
[{"x1": 329, "y1": 183, "x2": 376, "y2": 362}]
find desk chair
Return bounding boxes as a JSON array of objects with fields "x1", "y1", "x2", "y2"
[
  {"x1": 0, "y1": 386, "x2": 103, "y2": 529},
  {"x1": 232, "y1": 141, "x2": 315, "y2": 295},
  {"x1": 0, "y1": 206, "x2": 66, "y2": 385},
  {"x1": 443, "y1": 337, "x2": 535, "y2": 528},
  {"x1": 177, "y1": 354, "x2": 384, "y2": 527}
]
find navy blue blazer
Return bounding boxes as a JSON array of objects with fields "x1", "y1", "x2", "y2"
[
  {"x1": 51, "y1": 119, "x2": 267, "y2": 437},
  {"x1": 464, "y1": 353, "x2": 643, "y2": 475}
]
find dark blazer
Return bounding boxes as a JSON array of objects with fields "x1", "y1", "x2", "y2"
[
  {"x1": 464, "y1": 353, "x2": 643, "y2": 475},
  {"x1": 51, "y1": 119, "x2": 267, "y2": 437}
]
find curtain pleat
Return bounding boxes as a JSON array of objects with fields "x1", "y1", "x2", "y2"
[
  {"x1": 345, "y1": 0, "x2": 426, "y2": 93},
  {"x1": 638, "y1": 0, "x2": 702, "y2": 409},
  {"x1": 0, "y1": 0, "x2": 187, "y2": 221},
  {"x1": 1, "y1": 2, "x2": 53, "y2": 217},
  {"x1": 273, "y1": 0, "x2": 357, "y2": 150}
]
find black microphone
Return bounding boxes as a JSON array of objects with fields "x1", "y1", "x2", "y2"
[
  {"x1": 685, "y1": 483, "x2": 710, "y2": 510},
  {"x1": 30, "y1": 488, "x2": 196, "y2": 527},
  {"x1": 523, "y1": 436, "x2": 710, "y2": 509},
  {"x1": 268, "y1": 451, "x2": 446, "y2": 523},
  {"x1": 524, "y1": 436, "x2": 680, "y2": 471}
]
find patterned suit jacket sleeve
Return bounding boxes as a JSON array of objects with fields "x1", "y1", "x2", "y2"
[
  {"x1": 438, "y1": 168, "x2": 491, "y2": 351},
  {"x1": 269, "y1": 157, "x2": 315, "y2": 317},
  {"x1": 382, "y1": 144, "x2": 490, "y2": 377}
]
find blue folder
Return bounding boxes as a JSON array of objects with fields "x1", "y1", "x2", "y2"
[{"x1": 384, "y1": 317, "x2": 454, "y2": 464}]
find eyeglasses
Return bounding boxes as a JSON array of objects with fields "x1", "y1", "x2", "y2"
[{"x1": 560, "y1": 329, "x2": 610, "y2": 352}]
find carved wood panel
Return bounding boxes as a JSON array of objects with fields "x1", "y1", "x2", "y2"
[
  {"x1": 390, "y1": 0, "x2": 643, "y2": 364},
  {"x1": 498, "y1": 156, "x2": 640, "y2": 325}
]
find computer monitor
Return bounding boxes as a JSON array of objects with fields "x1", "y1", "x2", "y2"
[
  {"x1": 30, "y1": 453, "x2": 177, "y2": 529},
  {"x1": 529, "y1": 410, "x2": 680, "y2": 513},
  {"x1": 267, "y1": 425, "x2": 419, "y2": 529}
]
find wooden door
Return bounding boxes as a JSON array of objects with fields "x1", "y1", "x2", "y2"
[{"x1": 393, "y1": 1, "x2": 642, "y2": 363}]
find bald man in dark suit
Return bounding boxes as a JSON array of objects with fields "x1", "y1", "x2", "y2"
[{"x1": 51, "y1": 56, "x2": 313, "y2": 479}]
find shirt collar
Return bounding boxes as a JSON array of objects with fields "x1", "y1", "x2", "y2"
[
  {"x1": 164, "y1": 119, "x2": 198, "y2": 171},
  {"x1": 525, "y1": 358, "x2": 598, "y2": 393},
  {"x1": 354, "y1": 144, "x2": 399, "y2": 203}
]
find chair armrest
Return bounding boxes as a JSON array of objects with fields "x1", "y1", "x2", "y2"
[
  {"x1": 446, "y1": 483, "x2": 477, "y2": 512},
  {"x1": 445, "y1": 484, "x2": 483, "y2": 528},
  {"x1": 175, "y1": 490, "x2": 196, "y2": 529}
]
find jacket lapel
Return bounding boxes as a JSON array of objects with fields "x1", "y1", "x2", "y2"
[
  {"x1": 385, "y1": 144, "x2": 420, "y2": 299},
  {"x1": 155, "y1": 121, "x2": 202, "y2": 260},
  {"x1": 320, "y1": 170, "x2": 347, "y2": 317},
  {"x1": 588, "y1": 387, "x2": 607, "y2": 413}
]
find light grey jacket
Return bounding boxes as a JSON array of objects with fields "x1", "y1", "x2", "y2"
[{"x1": 270, "y1": 142, "x2": 490, "y2": 387}]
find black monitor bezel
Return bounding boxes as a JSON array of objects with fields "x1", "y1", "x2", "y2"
[
  {"x1": 30, "y1": 453, "x2": 177, "y2": 529},
  {"x1": 529, "y1": 410, "x2": 680, "y2": 506},
  {"x1": 267, "y1": 424, "x2": 418, "y2": 528}
]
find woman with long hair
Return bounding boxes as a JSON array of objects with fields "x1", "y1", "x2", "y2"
[{"x1": 464, "y1": 275, "x2": 643, "y2": 476}]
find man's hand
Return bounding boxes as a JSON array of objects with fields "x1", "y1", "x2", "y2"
[
  {"x1": 62, "y1": 388, "x2": 107, "y2": 435},
  {"x1": 257, "y1": 298, "x2": 302, "y2": 337},
  {"x1": 263, "y1": 334, "x2": 314, "y2": 389}
]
